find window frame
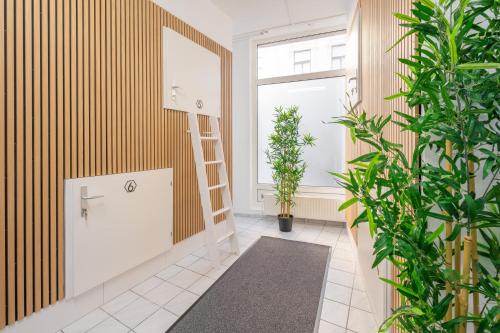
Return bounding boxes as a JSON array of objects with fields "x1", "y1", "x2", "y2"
[{"x1": 250, "y1": 29, "x2": 348, "y2": 208}]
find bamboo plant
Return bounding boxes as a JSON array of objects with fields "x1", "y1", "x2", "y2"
[
  {"x1": 266, "y1": 106, "x2": 315, "y2": 217},
  {"x1": 333, "y1": 0, "x2": 499, "y2": 332}
]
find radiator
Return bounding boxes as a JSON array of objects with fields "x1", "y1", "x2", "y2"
[{"x1": 263, "y1": 193, "x2": 346, "y2": 222}]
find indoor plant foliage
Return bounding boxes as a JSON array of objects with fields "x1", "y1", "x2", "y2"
[
  {"x1": 333, "y1": 0, "x2": 499, "y2": 332},
  {"x1": 266, "y1": 106, "x2": 315, "y2": 232}
]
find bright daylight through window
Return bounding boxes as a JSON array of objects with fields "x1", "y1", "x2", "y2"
[{"x1": 257, "y1": 32, "x2": 347, "y2": 188}]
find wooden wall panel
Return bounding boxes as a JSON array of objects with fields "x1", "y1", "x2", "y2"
[{"x1": 0, "y1": 0, "x2": 232, "y2": 327}]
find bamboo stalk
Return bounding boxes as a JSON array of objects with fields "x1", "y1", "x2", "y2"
[
  {"x1": 445, "y1": 141, "x2": 453, "y2": 321},
  {"x1": 455, "y1": 233, "x2": 462, "y2": 319},
  {"x1": 458, "y1": 236, "x2": 472, "y2": 333},
  {"x1": 468, "y1": 158, "x2": 480, "y2": 331}
]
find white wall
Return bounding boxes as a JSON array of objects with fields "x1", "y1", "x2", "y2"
[
  {"x1": 232, "y1": 38, "x2": 256, "y2": 214},
  {"x1": 154, "y1": 0, "x2": 233, "y2": 50}
]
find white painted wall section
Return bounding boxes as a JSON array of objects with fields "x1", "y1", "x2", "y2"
[{"x1": 153, "y1": 0, "x2": 233, "y2": 50}]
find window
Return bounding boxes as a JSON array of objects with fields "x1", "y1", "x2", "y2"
[
  {"x1": 257, "y1": 32, "x2": 347, "y2": 79},
  {"x1": 294, "y1": 49, "x2": 311, "y2": 74},
  {"x1": 256, "y1": 32, "x2": 347, "y2": 189},
  {"x1": 331, "y1": 44, "x2": 346, "y2": 70}
]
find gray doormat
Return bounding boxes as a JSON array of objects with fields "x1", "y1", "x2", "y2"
[{"x1": 167, "y1": 236, "x2": 331, "y2": 333}]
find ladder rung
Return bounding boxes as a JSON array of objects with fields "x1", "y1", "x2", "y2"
[
  {"x1": 212, "y1": 207, "x2": 230, "y2": 217},
  {"x1": 217, "y1": 230, "x2": 235, "y2": 244},
  {"x1": 205, "y1": 160, "x2": 222, "y2": 166},
  {"x1": 208, "y1": 183, "x2": 227, "y2": 191},
  {"x1": 200, "y1": 136, "x2": 219, "y2": 141}
]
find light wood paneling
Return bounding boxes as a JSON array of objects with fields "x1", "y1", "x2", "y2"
[{"x1": 0, "y1": 0, "x2": 232, "y2": 327}]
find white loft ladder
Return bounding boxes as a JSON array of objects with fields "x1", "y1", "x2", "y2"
[{"x1": 187, "y1": 112, "x2": 239, "y2": 268}]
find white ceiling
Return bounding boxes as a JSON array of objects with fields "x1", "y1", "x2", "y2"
[{"x1": 211, "y1": 0, "x2": 353, "y2": 37}]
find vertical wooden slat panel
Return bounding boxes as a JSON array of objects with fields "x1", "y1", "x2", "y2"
[
  {"x1": 56, "y1": 0, "x2": 64, "y2": 300},
  {"x1": 70, "y1": 0, "x2": 77, "y2": 179},
  {"x1": 100, "y1": 0, "x2": 106, "y2": 174},
  {"x1": 63, "y1": 0, "x2": 70, "y2": 179},
  {"x1": 89, "y1": 0, "x2": 96, "y2": 177},
  {"x1": 5, "y1": 0, "x2": 15, "y2": 323},
  {"x1": 15, "y1": 0, "x2": 25, "y2": 320},
  {"x1": 77, "y1": 0, "x2": 83, "y2": 178},
  {"x1": 41, "y1": 0, "x2": 50, "y2": 309},
  {"x1": 116, "y1": 0, "x2": 122, "y2": 173},
  {"x1": 0, "y1": 0, "x2": 6, "y2": 325},
  {"x1": 49, "y1": 0, "x2": 57, "y2": 304},
  {"x1": 111, "y1": 0, "x2": 117, "y2": 173},
  {"x1": 95, "y1": 0, "x2": 101, "y2": 176},
  {"x1": 125, "y1": 0, "x2": 131, "y2": 172},
  {"x1": 105, "y1": 0, "x2": 112, "y2": 173},
  {"x1": 33, "y1": 0, "x2": 42, "y2": 313},
  {"x1": 83, "y1": 0, "x2": 89, "y2": 177}
]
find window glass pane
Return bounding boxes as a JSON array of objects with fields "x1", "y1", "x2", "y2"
[
  {"x1": 258, "y1": 33, "x2": 346, "y2": 79},
  {"x1": 258, "y1": 77, "x2": 346, "y2": 187}
]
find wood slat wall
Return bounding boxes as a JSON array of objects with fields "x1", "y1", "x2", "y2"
[
  {"x1": 349, "y1": 0, "x2": 416, "y2": 330},
  {"x1": 0, "y1": 0, "x2": 232, "y2": 327}
]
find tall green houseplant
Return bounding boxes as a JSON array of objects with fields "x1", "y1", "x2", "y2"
[
  {"x1": 266, "y1": 106, "x2": 315, "y2": 232},
  {"x1": 333, "y1": 0, "x2": 499, "y2": 332}
]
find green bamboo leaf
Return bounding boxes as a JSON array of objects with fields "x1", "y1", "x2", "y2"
[
  {"x1": 393, "y1": 13, "x2": 419, "y2": 24},
  {"x1": 385, "y1": 92, "x2": 407, "y2": 101},
  {"x1": 387, "y1": 29, "x2": 417, "y2": 52},
  {"x1": 447, "y1": 29, "x2": 458, "y2": 65},
  {"x1": 338, "y1": 197, "x2": 358, "y2": 211},
  {"x1": 425, "y1": 223, "x2": 444, "y2": 244},
  {"x1": 380, "y1": 278, "x2": 419, "y2": 298}
]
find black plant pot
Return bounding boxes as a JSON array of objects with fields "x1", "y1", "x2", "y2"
[{"x1": 278, "y1": 214, "x2": 294, "y2": 232}]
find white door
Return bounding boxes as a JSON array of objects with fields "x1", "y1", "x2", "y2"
[{"x1": 65, "y1": 169, "x2": 173, "y2": 298}]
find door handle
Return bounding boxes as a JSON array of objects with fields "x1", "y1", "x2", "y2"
[{"x1": 81, "y1": 186, "x2": 105, "y2": 218}]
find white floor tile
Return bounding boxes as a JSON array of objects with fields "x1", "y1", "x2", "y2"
[
  {"x1": 131, "y1": 276, "x2": 163, "y2": 296},
  {"x1": 102, "y1": 291, "x2": 139, "y2": 315},
  {"x1": 330, "y1": 258, "x2": 355, "y2": 274},
  {"x1": 156, "y1": 265, "x2": 184, "y2": 281},
  {"x1": 328, "y1": 269, "x2": 354, "y2": 288},
  {"x1": 143, "y1": 281, "x2": 183, "y2": 306},
  {"x1": 324, "y1": 282, "x2": 352, "y2": 305},
  {"x1": 187, "y1": 257, "x2": 214, "y2": 275},
  {"x1": 332, "y1": 248, "x2": 354, "y2": 260},
  {"x1": 164, "y1": 290, "x2": 199, "y2": 316},
  {"x1": 63, "y1": 309, "x2": 109, "y2": 333},
  {"x1": 205, "y1": 265, "x2": 229, "y2": 280},
  {"x1": 191, "y1": 246, "x2": 208, "y2": 258},
  {"x1": 221, "y1": 254, "x2": 239, "y2": 267},
  {"x1": 176, "y1": 254, "x2": 199, "y2": 268},
  {"x1": 350, "y1": 289, "x2": 371, "y2": 312},
  {"x1": 347, "y1": 307, "x2": 378, "y2": 333},
  {"x1": 321, "y1": 299, "x2": 349, "y2": 328},
  {"x1": 353, "y1": 274, "x2": 366, "y2": 291},
  {"x1": 318, "y1": 320, "x2": 346, "y2": 333},
  {"x1": 113, "y1": 297, "x2": 159, "y2": 329},
  {"x1": 168, "y1": 268, "x2": 202, "y2": 289},
  {"x1": 187, "y1": 276, "x2": 216, "y2": 295},
  {"x1": 134, "y1": 309, "x2": 178, "y2": 333},
  {"x1": 87, "y1": 317, "x2": 129, "y2": 333}
]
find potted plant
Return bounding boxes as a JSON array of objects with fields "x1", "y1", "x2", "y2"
[{"x1": 266, "y1": 106, "x2": 315, "y2": 232}]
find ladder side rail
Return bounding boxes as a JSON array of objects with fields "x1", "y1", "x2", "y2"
[
  {"x1": 209, "y1": 116, "x2": 240, "y2": 254},
  {"x1": 188, "y1": 113, "x2": 220, "y2": 266}
]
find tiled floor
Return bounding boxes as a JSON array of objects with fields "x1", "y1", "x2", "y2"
[{"x1": 58, "y1": 215, "x2": 378, "y2": 333}]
